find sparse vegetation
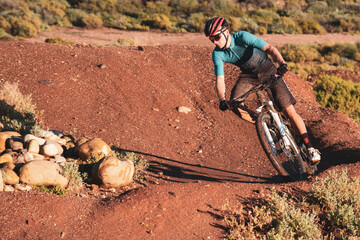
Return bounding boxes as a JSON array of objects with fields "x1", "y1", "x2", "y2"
[
  {"x1": 315, "y1": 74, "x2": 360, "y2": 124},
  {"x1": 223, "y1": 169, "x2": 360, "y2": 239},
  {"x1": 61, "y1": 162, "x2": 84, "y2": 190},
  {"x1": 45, "y1": 37, "x2": 74, "y2": 44},
  {"x1": 0, "y1": 81, "x2": 42, "y2": 134},
  {"x1": 1, "y1": 0, "x2": 359, "y2": 37},
  {"x1": 34, "y1": 185, "x2": 69, "y2": 196}
]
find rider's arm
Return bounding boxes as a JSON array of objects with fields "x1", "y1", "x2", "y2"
[
  {"x1": 215, "y1": 75, "x2": 226, "y2": 101},
  {"x1": 263, "y1": 44, "x2": 286, "y2": 65}
]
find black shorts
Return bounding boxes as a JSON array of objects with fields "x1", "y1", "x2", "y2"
[{"x1": 230, "y1": 59, "x2": 296, "y2": 111}]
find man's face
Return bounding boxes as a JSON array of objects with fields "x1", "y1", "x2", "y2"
[{"x1": 209, "y1": 29, "x2": 229, "y2": 49}]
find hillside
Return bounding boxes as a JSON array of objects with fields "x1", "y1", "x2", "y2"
[{"x1": 0, "y1": 40, "x2": 359, "y2": 239}]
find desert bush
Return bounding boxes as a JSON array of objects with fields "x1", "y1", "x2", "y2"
[
  {"x1": 26, "y1": 0, "x2": 71, "y2": 27},
  {"x1": 251, "y1": 9, "x2": 279, "y2": 30},
  {"x1": 310, "y1": 169, "x2": 360, "y2": 237},
  {"x1": 280, "y1": 44, "x2": 320, "y2": 63},
  {"x1": 116, "y1": 37, "x2": 137, "y2": 46},
  {"x1": 318, "y1": 43, "x2": 359, "y2": 60},
  {"x1": 82, "y1": 13, "x2": 102, "y2": 29},
  {"x1": 142, "y1": 13, "x2": 172, "y2": 30},
  {"x1": 170, "y1": 0, "x2": 200, "y2": 15},
  {"x1": 34, "y1": 185, "x2": 68, "y2": 196},
  {"x1": 0, "y1": 28, "x2": 7, "y2": 38},
  {"x1": 0, "y1": 16, "x2": 11, "y2": 32},
  {"x1": 315, "y1": 75, "x2": 360, "y2": 124},
  {"x1": 235, "y1": 16, "x2": 259, "y2": 33},
  {"x1": 185, "y1": 13, "x2": 207, "y2": 32},
  {"x1": 66, "y1": 8, "x2": 87, "y2": 27},
  {"x1": 0, "y1": 81, "x2": 41, "y2": 134},
  {"x1": 269, "y1": 16, "x2": 301, "y2": 34},
  {"x1": 45, "y1": 37, "x2": 75, "y2": 44},
  {"x1": 61, "y1": 162, "x2": 84, "y2": 190},
  {"x1": 297, "y1": 18, "x2": 326, "y2": 34},
  {"x1": 223, "y1": 189, "x2": 321, "y2": 239},
  {"x1": 224, "y1": 169, "x2": 360, "y2": 239},
  {"x1": 339, "y1": 57, "x2": 355, "y2": 70},
  {"x1": 305, "y1": 1, "x2": 329, "y2": 15}
]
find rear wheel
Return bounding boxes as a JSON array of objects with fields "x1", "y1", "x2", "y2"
[{"x1": 256, "y1": 112, "x2": 307, "y2": 181}]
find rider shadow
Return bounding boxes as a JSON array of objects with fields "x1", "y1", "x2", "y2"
[
  {"x1": 113, "y1": 147, "x2": 286, "y2": 184},
  {"x1": 306, "y1": 129, "x2": 360, "y2": 173},
  {"x1": 316, "y1": 146, "x2": 360, "y2": 172}
]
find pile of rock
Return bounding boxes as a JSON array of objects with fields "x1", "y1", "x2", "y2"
[{"x1": 0, "y1": 126, "x2": 135, "y2": 192}]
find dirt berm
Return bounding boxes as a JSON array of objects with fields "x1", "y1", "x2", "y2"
[{"x1": 0, "y1": 42, "x2": 359, "y2": 239}]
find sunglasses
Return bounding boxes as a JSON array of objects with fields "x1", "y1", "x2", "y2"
[{"x1": 209, "y1": 33, "x2": 222, "y2": 43}]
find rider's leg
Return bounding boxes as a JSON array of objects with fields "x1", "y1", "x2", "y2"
[
  {"x1": 230, "y1": 74, "x2": 258, "y2": 123},
  {"x1": 283, "y1": 105, "x2": 321, "y2": 164}
]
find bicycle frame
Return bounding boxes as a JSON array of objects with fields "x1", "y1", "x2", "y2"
[{"x1": 229, "y1": 74, "x2": 299, "y2": 158}]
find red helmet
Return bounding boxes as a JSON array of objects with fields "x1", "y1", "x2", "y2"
[{"x1": 204, "y1": 17, "x2": 229, "y2": 37}]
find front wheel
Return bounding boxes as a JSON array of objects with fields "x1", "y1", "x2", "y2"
[{"x1": 256, "y1": 112, "x2": 307, "y2": 181}]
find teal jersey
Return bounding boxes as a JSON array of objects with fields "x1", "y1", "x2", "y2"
[{"x1": 212, "y1": 31, "x2": 268, "y2": 76}]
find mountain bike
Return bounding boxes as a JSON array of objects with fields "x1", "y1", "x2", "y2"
[{"x1": 229, "y1": 74, "x2": 317, "y2": 181}]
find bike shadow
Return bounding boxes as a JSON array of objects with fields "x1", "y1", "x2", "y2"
[{"x1": 112, "y1": 147, "x2": 288, "y2": 184}]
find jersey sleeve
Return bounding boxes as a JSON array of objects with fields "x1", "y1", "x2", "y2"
[
  {"x1": 236, "y1": 31, "x2": 268, "y2": 50},
  {"x1": 212, "y1": 51, "x2": 224, "y2": 76}
]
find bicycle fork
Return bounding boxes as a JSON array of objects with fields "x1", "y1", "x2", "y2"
[{"x1": 258, "y1": 100, "x2": 297, "y2": 157}]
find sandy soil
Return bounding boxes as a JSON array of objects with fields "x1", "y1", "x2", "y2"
[{"x1": 0, "y1": 28, "x2": 359, "y2": 239}]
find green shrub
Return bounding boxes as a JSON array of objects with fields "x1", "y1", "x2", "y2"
[
  {"x1": 0, "y1": 28, "x2": 7, "y2": 38},
  {"x1": 280, "y1": 44, "x2": 321, "y2": 63},
  {"x1": 11, "y1": 18, "x2": 37, "y2": 37},
  {"x1": 66, "y1": 8, "x2": 87, "y2": 27},
  {"x1": 223, "y1": 169, "x2": 360, "y2": 239},
  {"x1": 315, "y1": 75, "x2": 360, "y2": 124},
  {"x1": 26, "y1": 0, "x2": 71, "y2": 27},
  {"x1": 318, "y1": 43, "x2": 359, "y2": 60},
  {"x1": 82, "y1": 13, "x2": 103, "y2": 29},
  {"x1": 0, "y1": 81, "x2": 41, "y2": 134},
  {"x1": 310, "y1": 169, "x2": 360, "y2": 237},
  {"x1": 116, "y1": 37, "x2": 137, "y2": 46},
  {"x1": 269, "y1": 16, "x2": 301, "y2": 34},
  {"x1": 142, "y1": 13, "x2": 172, "y2": 30},
  {"x1": 34, "y1": 185, "x2": 68, "y2": 196},
  {"x1": 297, "y1": 18, "x2": 326, "y2": 34},
  {"x1": 45, "y1": 37, "x2": 74, "y2": 44},
  {"x1": 223, "y1": 189, "x2": 321, "y2": 239},
  {"x1": 61, "y1": 162, "x2": 84, "y2": 190}
]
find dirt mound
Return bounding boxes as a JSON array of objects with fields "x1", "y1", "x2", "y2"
[{"x1": 0, "y1": 41, "x2": 359, "y2": 239}]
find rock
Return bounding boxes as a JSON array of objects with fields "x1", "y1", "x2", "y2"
[
  {"x1": 0, "y1": 162, "x2": 15, "y2": 170},
  {"x1": 15, "y1": 183, "x2": 32, "y2": 191},
  {"x1": 24, "y1": 134, "x2": 46, "y2": 146},
  {"x1": 54, "y1": 155, "x2": 66, "y2": 164},
  {"x1": 19, "y1": 160, "x2": 68, "y2": 189},
  {"x1": 75, "y1": 137, "x2": 89, "y2": 147},
  {"x1": 177, "y1": 106, "x2": 192, "y2": 114},
  {"x1": 4, "y1": 185, "x2": 14, "y2": 192},
  {"x1": 92, "y1": 156, "x2": 135, "y2": 188},
  {"x1": 0, "y1": 170, "x2": 3, "y2": 191},
  {"x1": 9, "y1": 139, "x2": 23, "y2": 151},
  {"x1": 0, "y1": 153, "x2": 13, "y2": 164},
  {"x1": 76, "y1": 138, "x2": 111, "y2": 161},
  {"x1": 27, "y1": 139, "x2": 40, "y2": 154},
  {"x1": 1, "y1": 168, "x2": 19, "y2": 185},
  {"x1": 0, "y1": 131, "x2": 22, "y2": 152},
  {"x1": 40, "y1": 141, "x2": 63, "y2": 157},
  {"x1": 23, "y1": 152, "x2": 35, "y2": 162}
]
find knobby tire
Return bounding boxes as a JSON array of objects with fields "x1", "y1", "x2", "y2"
[{"x1": 256, "y1": 112, "x2": 307, "y2": 181}]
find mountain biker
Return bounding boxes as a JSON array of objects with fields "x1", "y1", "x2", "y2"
[{"x1": 204, "y1": 16, "x2": 321, "y2": 164}]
